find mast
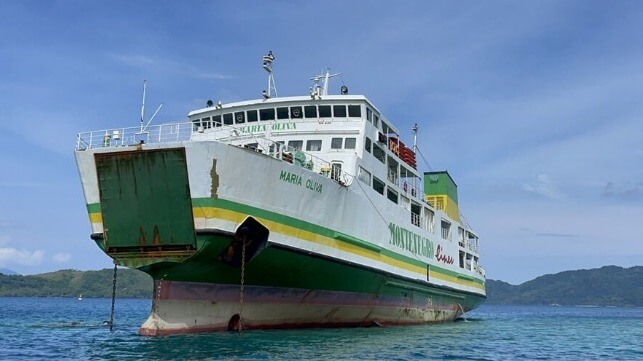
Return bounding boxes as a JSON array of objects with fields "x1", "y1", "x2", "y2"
[
  {"x1": 262, "y1": 51, "x2": 277, "y2": 98},
  {"x1": 310, "y1": 67, "x2": 341, "y2": 99},
  {"x1": 412, "y1": 123, "x2": 419, "y2": 154}
]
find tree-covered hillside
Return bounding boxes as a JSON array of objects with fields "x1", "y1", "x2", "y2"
[
  {"x1": 486, "y1": 265, "x2": 643, "y2": 306},
  {"x1": 0, "y1": 268, "x2": 152, "y2": 298}
]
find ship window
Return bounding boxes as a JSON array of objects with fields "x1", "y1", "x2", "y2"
[
  {"x1": 304, "y1": 105, "x2": 317, "y2": 118},
  {"x1": 386, "y1": 187, "x2": 398, "y2": 204},
  {"x1": 201, "y1": 117, "x2": 211, "y2": 129},
  {"x1": 269, "y1": 140, "x2": 284, "y2": 155},
  {"x1": 348, "y1": 105, "x2": 361, "y2": 117},
  {"x1": 373, "y1": 143, "x2": 385, "y2": 163},
  {"x1": 333, "y1": 105, "x2": 347, "y2": 117},
  {"x1": 331, "y1": 137, "x2": 343, "y2": 149},
  {"x1": 441, "y1": 220, "x2": 451, "y2": 240},
  {"x1": 235, "y1": 111, "x2": 245, "y2": 124},
  {"x1": 365, "y1": 137, "x2": 372, "y2": 153},
  {"x1": 382, "y1": 122, "x2": 392, "y2": 135},
  {"x1": 192, "y1": 119, "x2": 200, "y2": 131},
  {"x1": 373, "y1": 114, "x2": 380, "y2": 128},
  {"x1": 259, "y1": 108, "x2": 275, "y2": 121},
  {"x1": 373, "y1": 177, "x2": 385, "y2": 195},
  {"x1": 277, "y1": 107, "x2": 289, "y2": 120},
  {"x1": 411, "y1": 202, "x2": 421, "y2": 227},
  {"x1": 306, "y1": 140, "x2": 322, "y2": 151},
  {"x1": 366, "y1": 108, "x2": 372, "y2": 123},
  {"x1": 319, "y1": 105, "x2": 332, "y2": 118},
  {"x1": 424, "y1": 208, "x2": 434, "y2": 232},
  {"x1": 223, "y1": 113, "x2": 233, "y2": 125},
  {"x1": 288, "y1": 140, "x2": 303, "y2": 151},
  {"x1": 358, "y1": 166, "x2": 371, "y2": 186},
  {"x1": 291, "y1": 106, "x2": 303, "y2": 119},
  {"x1": 213, "y1": 115, "x2": 222, "y2": 127},
  {"x1": 246, "y1": 110, "x2": 258, "y2": 122},
  {"x1": 345, "y1": 138, "x2": 356, "y2": 149}
]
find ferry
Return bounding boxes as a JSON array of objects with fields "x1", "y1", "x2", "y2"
[{"x1": 74, "y1": 52, "x2": 486, "y2": 335}]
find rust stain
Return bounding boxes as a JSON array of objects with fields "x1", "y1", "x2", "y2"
[
  {"x1": 153, "y1": 225, "x2": 161, "y2": 245},
  {"x1": 210, "y1": 159, "x2": 219, "y2": 198},
  {"x1": 139, "y1": 226, "x2": 147, "y2": 246}
]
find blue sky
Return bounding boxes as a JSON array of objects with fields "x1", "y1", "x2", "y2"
[{"x1": 0, "y1": 1, "x2": 641, "y2": 284}]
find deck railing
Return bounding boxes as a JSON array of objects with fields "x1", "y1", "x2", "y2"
[
  {"x1": 75, "y1": 122, "x2": 194, "y2": 150},
  {"x1": 75, "y1": 122, "x2": 354, "y2": 186}
]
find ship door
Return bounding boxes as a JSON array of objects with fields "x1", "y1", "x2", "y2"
[{"x1": 95, "y1": 148, "x2": 197, "y2": 255}]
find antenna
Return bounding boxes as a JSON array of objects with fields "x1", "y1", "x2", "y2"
[
  {"x1": 140, "y1": 80, "x2": 163, "y2": 133},
  {"x1": 310, "y1": 67, "x2": 341, "y2": 99},
  {"x1": 262, "y1": 51, "x2": 277, "y2": 98},
  {"x1": 412, "y1": 123, "x2": 419, "y2": 154}
]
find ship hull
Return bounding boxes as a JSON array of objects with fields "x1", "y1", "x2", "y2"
[
  {"x1": 138, "y1": 240, "x2": 484, "y2": 335},
  {"x1": 140, "y1": 280, "x2": 482, "y2": 335}
]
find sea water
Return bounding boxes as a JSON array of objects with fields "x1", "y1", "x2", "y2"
[{"x1": 0, "y1": 297, "x2": 641, "y2": 360}]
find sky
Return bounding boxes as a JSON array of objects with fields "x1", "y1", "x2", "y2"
[{"x1": 0, "y1": 1, "x2": 641, "y2": 284}]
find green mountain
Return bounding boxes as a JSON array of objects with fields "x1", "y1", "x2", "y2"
[
  {"x1": 1, "y1": 265, "x2": 641, "y2": 305},
  {"x1": 486, "y1": 265, "x2": 643, "y2": 306},
  {"x1": 0, "y1": 268, "x2": 152, "y2": 298}
]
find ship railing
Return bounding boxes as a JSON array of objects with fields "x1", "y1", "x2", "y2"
[
  {"x1": 264, "y1": 141, "x2": 354, "y2": 186},
  {"x1": 75, "y1": 122, "x2": 193, "y2": 150}
]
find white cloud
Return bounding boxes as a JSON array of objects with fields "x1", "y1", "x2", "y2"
[
  {"x1": 522, "y1": 174, "x2": 565, "y2": 200},
  {"x1": 0, "y1": 247, "x2": 45, "y2": 267},
  {"x1": 52, "y1": 252, "x2": 71, "y2": 263}
]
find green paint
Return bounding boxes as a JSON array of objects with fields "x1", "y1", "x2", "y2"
[
  {"x1": 94, "y1": 148, "x2": 196, "y2": 251},
  {"x1": 424, "y1": 171, "x2": 458, "y2": 204},
  {"x1": 86, "y1": 196, "x2": 485, "y2": 287},
  {"x1": 140, "y1": 234, "x2": 485, "y2": 309}
]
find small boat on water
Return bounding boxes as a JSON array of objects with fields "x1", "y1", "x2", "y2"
[{"x1": 74, "y1": 52, "x2": 486, "y2": 335}]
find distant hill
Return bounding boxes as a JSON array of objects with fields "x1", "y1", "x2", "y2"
[
  {"x1": 1, "y1": 265, "x2": 641, "y2": 305},
  {"x1": 0, "y1": 268, "x2": 152, "y2": 298},
  {"x1": 0, "y1": 268, "x2": 18, "y2": 275},
  {"x1": 486, "y1": 265, "x2": 643, "y2": 307}
]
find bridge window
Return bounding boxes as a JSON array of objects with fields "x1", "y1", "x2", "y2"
[
  {"x1": 213, "y1": 115, "x2": 222, "y2": 127},
  {"x1": 345, "y1": 138, "x2": 356, "y2": 149},
  {"x1": 260, "y1": 108, "x2": 275, "y2": 121},
  {"x1": 333, "y1": 105, "x2": 347, "y2": 117},
  {"x1": 277, "y1": 107, "x2": 289, "y2": 120},
  {"x1": 247, "y1": 110, "x2": 258, "y2": 122},
  {"x1": 306, "y1": 140, "x2": 322, "y2": 151},
  {"x1": 331, "y1": 137, "x2": 342, "y2": 149},
  {"x1": 291, "y1": 106, "x2": 303, "y2": 119},
  {"x1": 319, "y1": 105, "x2": 331, "y2": 118},
  {"x1": 304, "y1": 105, "x2": 317, "y2": 118},
  {"x1": 348, "y1": 105, "x2": 361, "y2": 117},
  {"x1": 201, "y1": 116, "x2": 211, "y2": 129},
  {"x1": 223, "y1": 113, "x2": 233, "y2": 125},
  {"x1": 366, "y1": 108, "x2": 372, "y2": 123},
  {"x1": 235, "y1": 111, "x2": 245, "y2": 124},
  {"x1": 365, "y1": 137, "x2": 372, "y2": 153}
]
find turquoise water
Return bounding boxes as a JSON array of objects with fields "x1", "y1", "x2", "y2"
[{"x1": 0, "y1": 298, "x2": 641, "y2": 360}]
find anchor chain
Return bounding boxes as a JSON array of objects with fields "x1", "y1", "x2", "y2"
[
  {"x1": 238, "y1": 236, "x2": 247, "y2": 333},
  {"x1": 109, "y1": 263, "x2": 117, "y2": 331}
]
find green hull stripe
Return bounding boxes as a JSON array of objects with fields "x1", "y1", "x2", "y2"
[
  {"x1": 88, "y1": 197, "x2": 485, "y2": 288},
  {"x1": 334, "y1": 231, "x2": 382, "y2": 253},
  {"x1": 193, "y1": 197, "x2": 483, "y2": 287}
]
